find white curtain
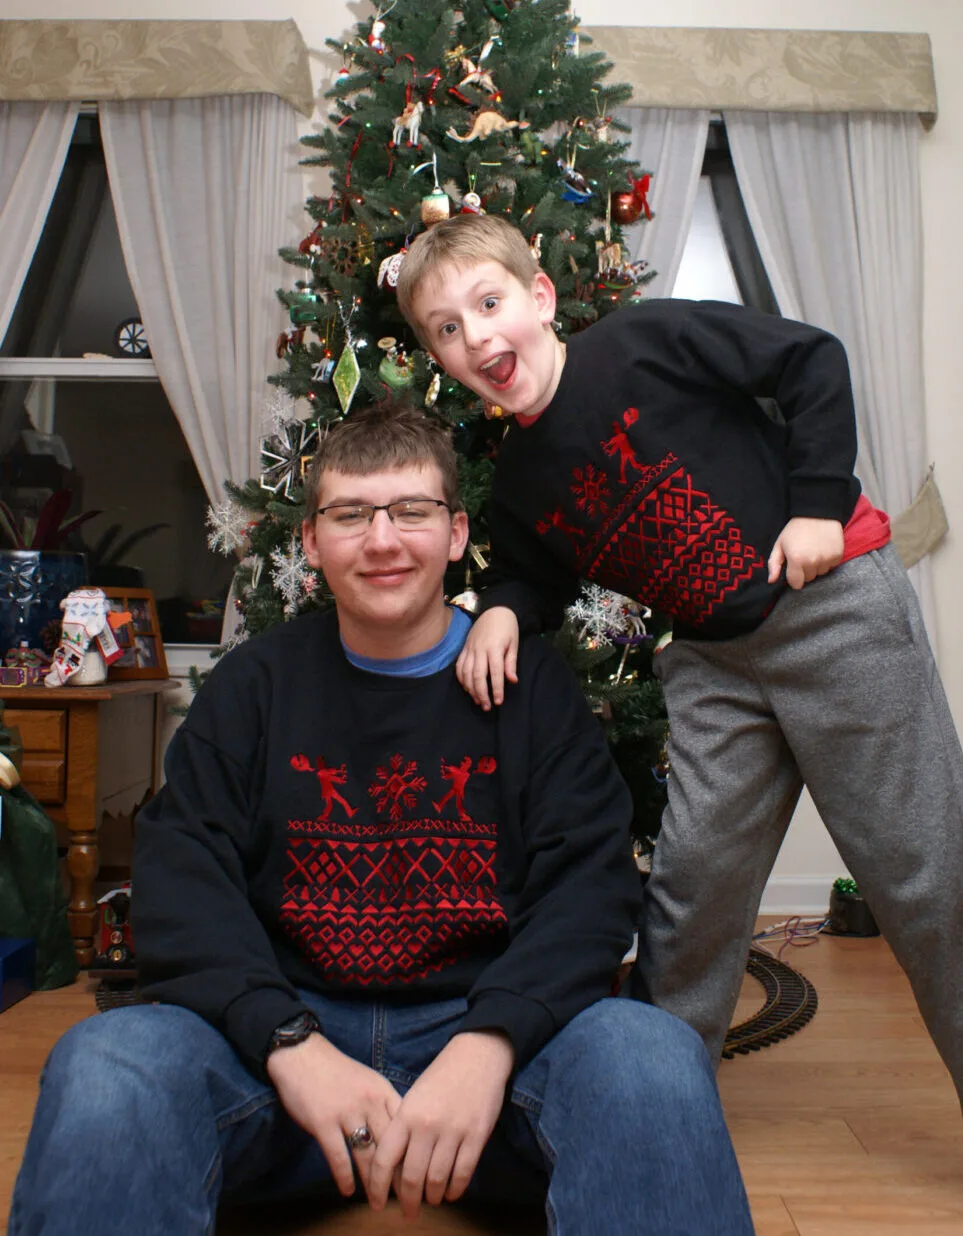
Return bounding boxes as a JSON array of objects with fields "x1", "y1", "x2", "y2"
[
  {"x1": 0, "y1": 101, "x2": 80, "y2": 347},
  {"x1": 724, "y1": 111, "x2": 935, "y2": 633},
  {"x1": 100, "y1": 93, "x2": 296, "y2": 502},
  {"x1": 612, "y1": 107, "x2": 710, "y2": 298}
]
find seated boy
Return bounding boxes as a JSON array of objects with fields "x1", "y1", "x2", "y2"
[
  {"x1": 9, "y1": 403, "x2": 753, "y2": 1235},
  {"x1": 396, "y1": 213, "x2": 963, "y2": 1106}
]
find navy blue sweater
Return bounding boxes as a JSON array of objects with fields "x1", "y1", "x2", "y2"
[
  {"x1": 482, "y1": 299, "x2": 861, "y2": 639},
  {"x1": 133, "y1": 610, "x2": 639, "y2": 1076}
]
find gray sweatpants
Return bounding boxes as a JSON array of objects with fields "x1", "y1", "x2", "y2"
[{"x1": 634, "y1": 542, "x2": 963, "y2": 1102}]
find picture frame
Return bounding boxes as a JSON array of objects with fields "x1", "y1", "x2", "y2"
[{"x1": 100, "y1": 587, "x2": 169, "y2": 681}]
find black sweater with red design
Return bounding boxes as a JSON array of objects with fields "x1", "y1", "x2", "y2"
[
  {"x1": 132, "y1": 610, "x2": 639, "y2": 1076},
  {"x1": 482, "y1": 299, "x2": 862, "y2": 640}
]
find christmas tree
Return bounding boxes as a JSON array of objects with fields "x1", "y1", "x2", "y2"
[{"x1": 206, "y1": 0, "x2": 668, "y2": 849}]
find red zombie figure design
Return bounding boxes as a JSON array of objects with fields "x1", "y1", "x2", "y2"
[
  {"x1": 536, "y1": 507, "x2": 585, "y2": 541},
  {"x1": 602, "y1": 407, "x2": 646, "y2": 485},
  {"x1": 433, "y1": 755, "x2": 498, "y2": 822},
  {"x1": 290, "y1": 754, "x2": 357, "y2": 820}
]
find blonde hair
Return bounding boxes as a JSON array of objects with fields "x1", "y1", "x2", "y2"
[
  {"x1": 304, "y1": 400, "x2": 462, "y2": 516},
  {"x1": 396, "y1": 214, "x2": 541, "y2": 333}
]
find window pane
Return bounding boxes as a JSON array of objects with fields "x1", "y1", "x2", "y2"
[
  {"x1": 671, "y1": 177, "x2": 742, "y2": 304},
  {"x1": 0, "y1": 381, "x2": 232, "y2": 646},
  {"x1": 2, "y1": 113, "x2": 144, "y2": 362}
]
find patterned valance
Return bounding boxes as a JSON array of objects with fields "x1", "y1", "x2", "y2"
[
  {"x1": 582, "y1": 27, "x2": 938, "y2": 129},
  {"x1": 0, "y1": 20, "x2": 314, "y2": 117}
]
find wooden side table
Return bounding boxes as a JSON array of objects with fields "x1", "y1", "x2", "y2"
[{"x1": 0, "y1": 679, "x2": 179, "y2": 967}]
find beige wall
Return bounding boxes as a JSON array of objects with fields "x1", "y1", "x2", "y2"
[{"x1": 8, "y1": 0, "x2": 961, "y2": 910}]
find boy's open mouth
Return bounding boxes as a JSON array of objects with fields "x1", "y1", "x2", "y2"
[{"x1": 480, "y1": 352, "x2": 516, "y2": 387}]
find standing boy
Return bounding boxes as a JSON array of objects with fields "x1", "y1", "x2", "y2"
[
  {"x1": 9, "y1": 403, "x2": 753, "y2": 1236},
  {"x1": 397, "y1": 213, "x2": 963, "y2": 1101}
]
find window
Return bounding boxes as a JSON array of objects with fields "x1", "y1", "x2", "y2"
[
  {"x1": 671, "y1": 118, "x2": 779, "y2": 315},
  {"x1": 0, "y1": 111, "x2": 232, "y2": 645}
]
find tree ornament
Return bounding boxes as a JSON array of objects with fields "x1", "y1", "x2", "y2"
[
  {"x1": 449, "y1": 588, "x2": 479, "y2": 613},
  {"x1": 452, "y1": 55, "x2": 499, "y2": 99},
  {"x1": 312, "y1": 355, "x2": 335, "y2": 383},
  {"x1": 262, "y1": 386, "x2": 299, "y2": 435},
  {"x1": 484, "y1": 0, "x2": 514, "y2": 20},
  {"x1": 332, "y1": 345, "x2": 361, "y2": 414},
  {"x1": 425, "y1": 368, "x2": 441, "y2": 407},
  {"x1": 376, "y1": 338, "x2": 416, "y2": 391},
  {"x1": 260, "y1": 419, "x2": 320, "y2": 499},
  {"x1": 288, "y1": 289, "x2": 321, "y2": 325},
  {"x1": 413, "y1": 154, "x2": 450, "y2": 225},
  {"x1": 391, "y1": 98, "x2": 424, "y2": 148},
  {"x1": 447, "y1": 109, "x2": 529, "y2": 143},
  {"x1": 206, "y1": 499, "x2": 251, "y2": 556},
  {"x1": 483, "y1": 399, "x2": 508, "y2": 420},
  {"x1": 460, "y1": 191, "x2": 484, "y2": 214},
  {"x1": 378, "y1": 248, "x2": 407, "y2": 289},
  {"x1": 276, "y1": 327, "x2": 306, "y2": 358},
  {"x1": 367, "y1": 2, "x2": 396, "y2": 54},
  {"x1": 611, "y1": 174, "x2": 653, "y2": 225},
  {"x1": 331, "y1": 299, "x2": 362, "y2": 415},
  {"x1": 421, "y1": 187, "x2": 450, "y2": 225},
  {"x1": 269, "y1": 534, "x2": 318, "y2": 618},
  {"x1": 610, "y1": 190, "x2": 640, "y2": 225},
  {"x1": 557, "y1": 159, "x2": 592, "y2": 204}
]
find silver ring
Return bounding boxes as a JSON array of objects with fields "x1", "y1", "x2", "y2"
[{"x1": 346, "y1": 1125, "x2": 374, "y2": 1151}]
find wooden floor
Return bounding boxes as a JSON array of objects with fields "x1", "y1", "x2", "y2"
[{"x1": 2, "y1": 925, "x2": 961, "y2": 1234}]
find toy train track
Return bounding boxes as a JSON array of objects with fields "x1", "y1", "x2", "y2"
[
  {"x1": 95, "y1": 947, "x2": 818, "y2": 1055},
  {"x1": 722, "y1": 945, "x2": 818, "y2": 1058}
]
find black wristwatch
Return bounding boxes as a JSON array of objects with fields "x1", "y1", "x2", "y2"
[{"x1": 265, "y1": 1010, "x2": 321, "y2": 1062}]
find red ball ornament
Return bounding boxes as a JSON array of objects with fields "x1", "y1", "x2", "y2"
[{"x1": 611, "y1": 190, "x2": 642, "y2": 226}]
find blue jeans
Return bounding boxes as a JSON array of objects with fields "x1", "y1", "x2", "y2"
[{"x1": 10, "y1": 994, "x2": 753, "y2": 1235}]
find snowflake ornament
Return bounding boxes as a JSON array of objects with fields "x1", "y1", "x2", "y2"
[
  {"x1": 262, "y1": 387, "x2": 299, "y2": 436},
  {"x1": 260, "y1": 418, "x2": 320, "y2": 499},
  {"x1": 269, "y1": 534, "x2": 318, "y2": 617},
  {"x1": 567, "y1": 583, "x2": 648, "y2": 647},
  {"x1": 206, "y1": 499, "x2": 251, "y2": 556}
]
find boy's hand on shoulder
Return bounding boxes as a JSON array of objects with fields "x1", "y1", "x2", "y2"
[
  {"x1": 456, "y1": 607, "x2": 519, "y2": 710},
  {"x1": 366, "y1": 1030, "x2": 515, "y2": 1219},
  {"x1": 768, "y1": 517, "x2": 845, "y2": 590},
  {"x1": 267, "y1": 1034, "x2": 402, "y2": 1201}
]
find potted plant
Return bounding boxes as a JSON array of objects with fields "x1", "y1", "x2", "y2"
[
  {"x1": 0, "y1": 491, "x2": 98, "y2": 657},
  {"x1": 828, "y1": 876, "x2": 880, "y2": 937}
]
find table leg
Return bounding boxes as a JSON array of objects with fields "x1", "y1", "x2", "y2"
[
  {"x1": 62, "y1": 700, "x2": 100, "y2": 968},
  {"x1": 65, "y1": 829, "x2": 99, "y2": 967}
]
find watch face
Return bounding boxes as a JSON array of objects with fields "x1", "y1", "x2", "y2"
[{"x1": 269, "y1": 1010, "x2": 320, "y2": 1052}]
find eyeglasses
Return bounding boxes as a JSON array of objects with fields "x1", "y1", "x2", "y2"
[{"x1": 315, "y1": 498, "x2": 452, "y2": 536}]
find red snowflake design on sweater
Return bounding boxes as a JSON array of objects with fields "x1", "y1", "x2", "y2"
[
  {"x1": 571, "y1": 464, "x2": 610, "y2": 517},
  {"x1": 368, "y1": 753, "x2": 427, "y2": 820}
]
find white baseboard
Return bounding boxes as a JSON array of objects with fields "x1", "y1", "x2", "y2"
[{"x1": 760, "y1": 875, "x2": 834, "y2": 917}]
